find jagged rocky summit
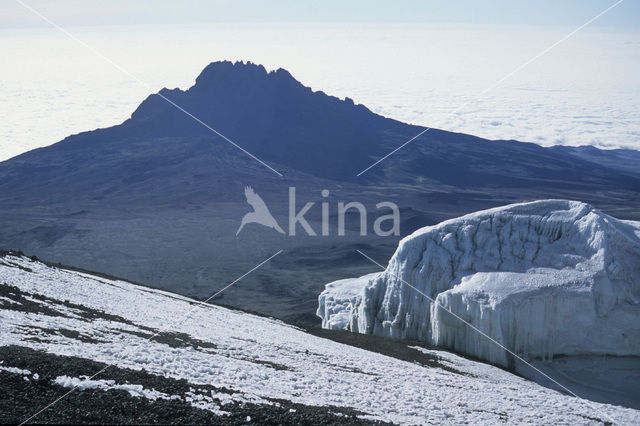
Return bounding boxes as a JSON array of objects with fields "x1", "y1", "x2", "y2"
[{"x1": 317, "y1": 200, "x2": 640, "y2": 367}]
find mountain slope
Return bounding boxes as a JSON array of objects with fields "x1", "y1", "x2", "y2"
[
  {"x1": 1, "y1": 252, "x2": 638, "y2": 424},
  {"x1": 0, "y1": 60, "x2": 639, "y2": 324}
]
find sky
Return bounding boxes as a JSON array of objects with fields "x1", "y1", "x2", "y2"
[
  {"x1": 0, "y1": 0, "x2": 639, "y2": 160},
  {"x1": 1, "y1": 0, "x2": 639, "y2": 28}
]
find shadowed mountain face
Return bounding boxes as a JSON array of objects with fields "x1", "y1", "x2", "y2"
[
  {"x1": 0, "y1": 60, "x2": 639, "y2": 324},
  {"x1": 127, "y1": 61, "x2": 398, "y2": 180}
]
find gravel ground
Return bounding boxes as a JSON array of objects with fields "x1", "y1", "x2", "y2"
[{"x1": 0, "y1": 346, "x2": 390, "y2": 425}]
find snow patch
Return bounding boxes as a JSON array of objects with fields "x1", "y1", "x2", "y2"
[
  {"x1": 0, "y1": 364, "x2": 31, "y2": 376},
  {"x1": 54, "y1": 376, "x2": 170, "y2": 400}
]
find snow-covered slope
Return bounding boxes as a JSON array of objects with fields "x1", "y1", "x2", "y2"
[
  {"x1": 2, "y1": 253, "x2": 638, "y2": 424},
  {"x1": 318, "y1": 200, "x2": 640, "y2": 368}
]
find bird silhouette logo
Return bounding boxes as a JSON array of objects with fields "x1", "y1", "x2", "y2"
[{"x1": 236, "y1": 186, "x2": 285, "y2": 236}]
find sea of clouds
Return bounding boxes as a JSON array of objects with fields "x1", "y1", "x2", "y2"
[{"x1": 0, "y1": 23, "x2": 638, "y2": 161}]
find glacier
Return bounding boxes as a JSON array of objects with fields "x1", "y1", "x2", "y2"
[{"x1": 317, "y1": 200, "x2": 640, "y2": 367}]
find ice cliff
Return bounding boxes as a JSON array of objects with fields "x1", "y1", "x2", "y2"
[{"x1": 317, "y1": 200, "x2": 640, "y2": 367}]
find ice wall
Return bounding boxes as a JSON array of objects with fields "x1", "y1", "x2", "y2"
[{"x1": 317, "y1": 200, "x2": 640, "y2": 367}]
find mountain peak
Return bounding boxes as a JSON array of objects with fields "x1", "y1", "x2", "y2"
[
  {"x1": 195, "y1": 60, "x2": 265, "y2": 83},
  {"x1": 192, "y1": 60, "x2": 299, "y2": 92},
  {"x1": 70, "y1": 60, "x2": 638, "y2": 186},
  {"x1": 123, "y1": 60, "x2": 386, "y2": 179}
]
